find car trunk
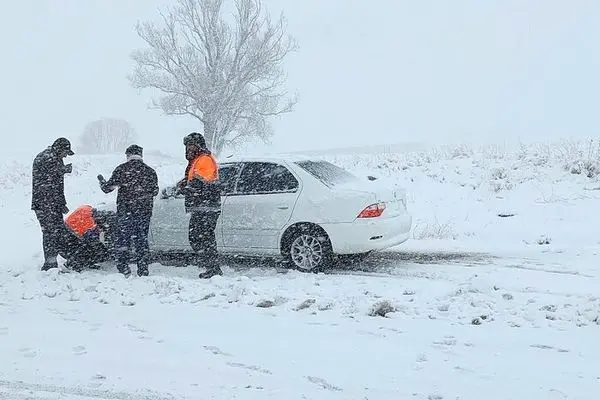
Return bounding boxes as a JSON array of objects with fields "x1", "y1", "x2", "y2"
[{"x1": 330, "y1": 178, "x2": 407, "y2": 219}]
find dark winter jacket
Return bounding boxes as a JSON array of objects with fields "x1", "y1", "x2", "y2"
[
  {"x1": 183, "y1": 151, "x2": 221, "y2": 213},
  {"x1": 31, "y1": 147, "x2": 68, "y2": 211},
  {"x1": 100, "y1": 157, "x2": 159, "y2": 214}
]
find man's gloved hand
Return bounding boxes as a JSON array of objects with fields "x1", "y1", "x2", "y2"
[
  {"x1": 62, "y1": 205, "x2": 69, "y2": 214},
  {"x1": 64, "y1": 163, "x2": 73, "y2": 174},
  {"x1": 97, "y1": 174, "x2": 107, "y2": 189},
  {"x1": 175, "y1": 178, "x2": 186, "y2": 195}
]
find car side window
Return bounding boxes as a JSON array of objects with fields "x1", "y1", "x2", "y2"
[
  {"x1": 218, "y1": 163, "x2": 242, "y2": 195},
  {"x1": 236, "y1": 162, "x2": 299, "y2": 194}
]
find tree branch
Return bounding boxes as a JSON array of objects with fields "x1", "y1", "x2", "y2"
[{"x1": 129, "y1": 0, "x2": 298, "y2": 155}]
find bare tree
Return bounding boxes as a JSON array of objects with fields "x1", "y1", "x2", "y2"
[
  {"x1": 129, "y1": 0, "x2": 298, "y2": 155},
  {"x1": 78, "y1": 118, "x2": 138, "y2": 154}
]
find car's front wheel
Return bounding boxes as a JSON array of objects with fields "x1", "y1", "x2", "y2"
[{"x1": 282, "y1": 224, "x2": 333, "y2": 273}]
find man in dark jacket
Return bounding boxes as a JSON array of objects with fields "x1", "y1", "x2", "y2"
[
  {"x1": 31, "y1": 137, "x2": 75, "y2": 271},
  {"x1": 178, "y1": 132, "x2": 222, "y2": 279},
  {"x1": 97, "y1": 145, "x2": 159, "y2": 277}
]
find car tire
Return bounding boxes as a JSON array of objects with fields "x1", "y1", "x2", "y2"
[{"x1": 282, "y1": 224, "x2": 333, "y2": 273}]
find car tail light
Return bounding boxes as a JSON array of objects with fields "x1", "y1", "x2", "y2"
[{"x1": 357, "y1": 202, "x2": 386, "y2": 218}]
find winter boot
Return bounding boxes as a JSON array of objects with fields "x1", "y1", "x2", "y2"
[
  {"x1": 137, "y1": 264, "x2": 149, "y2": 277},
  {"x1": 117, "y1": 265, "x2": 132, "y2": 278},
  {"x1": 41, "y1": 257, "x2": 58, "y2": 271},
  {"x1": 63, "y1": 260, "x2": 83, "y2": 273},
  {"x1": 199, "y1": 267, "x2": 223, "y2": 279}
]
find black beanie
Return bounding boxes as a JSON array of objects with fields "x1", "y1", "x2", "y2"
[{"x1": 125, "y1": 144, "x2": 143, "y2": 157}]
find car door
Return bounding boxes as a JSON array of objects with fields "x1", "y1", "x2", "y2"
[
  {"x1": 220, "y1": 161, "x2": 301, "y2": 251},
  {"x1": 150, "y1": 163, "x2": 242, "y2": 250},
  {"x1": 150, "y1": 184, "x2": 191, "y2": 250},
  {"x1": 214, "y1": 162, "x2": 243, "y2": 249}
]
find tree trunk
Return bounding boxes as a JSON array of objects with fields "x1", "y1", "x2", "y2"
[
  {"x1": 202, "y1": 115, "x2": 218, "y2": 152},
  {"x1": 215, "y1": 139, "x2": 225, "y2": 157}
]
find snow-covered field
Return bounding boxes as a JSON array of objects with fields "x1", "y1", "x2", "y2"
[{"x1": 1, "y1": 140, "x2": 600, "y2": 399}]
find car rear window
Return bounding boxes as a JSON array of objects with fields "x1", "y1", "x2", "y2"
[{"x1": 295, "y1": 160, "x2": 359, "y2": 186}]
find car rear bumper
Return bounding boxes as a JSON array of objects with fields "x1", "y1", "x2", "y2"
[{"x1": 321, "y1": 213, "x2": 412, "y2": 254}]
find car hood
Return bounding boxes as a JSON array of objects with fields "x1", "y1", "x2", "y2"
[{"x1": 93, "y1": 201, "x2": 116, "y2": 213}]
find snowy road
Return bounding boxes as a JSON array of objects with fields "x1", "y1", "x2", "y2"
[{"x1": 1, "y1": 248, "x2": 599, "y2": 399}]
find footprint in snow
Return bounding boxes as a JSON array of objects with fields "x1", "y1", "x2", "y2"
[
  {"x1": 203, "y1": 345, "x2": 232, "y2": 357},
  {"x1": 124, "y1": 324, "x2": 146, "y2": 334},
  {"x1": 19, "y1": 347, "x2": 37, "y2": 358},
  {"x1": 432, "y1": 336, "x2": 457, "y2": 347},
  {"x1": 306, "y1": 376, "x2": 342, "y2": 392},
  {"x1": 428, "y1": 394, "x2": 444, "y2": 400},
  {"x1": 413, "y1": 353, "x2": 428, "y2": 371},
  {"x1": 72, "y1": 345, "x2": 87, "y2": 356},
  {"x1": 88, "y1": 323, "x2": 102, "y2": 332},
  {"x1": 530, "y1": 344, "x2": 569, "y2": 353},
  {"x1": 227, "y1": 362, "x2": 272, "y2": 375}
]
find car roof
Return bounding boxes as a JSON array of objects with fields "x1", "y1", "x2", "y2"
[{"x1": 219, "y1": 153, "x2": 328, "y2": 165}]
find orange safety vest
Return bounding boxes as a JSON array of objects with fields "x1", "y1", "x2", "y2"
[
  {"x1": 187, "y1": 154, "x2": 218, "y2": 182},
  {"x1": 65, "y1": 205, "x2": 97, "y2": 237}
]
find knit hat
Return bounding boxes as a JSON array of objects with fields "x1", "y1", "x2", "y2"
[
  {"x1": 183, "y1": 132, "x2": 206, "y2": 148},
  {"x1": 125, "y1": 144, "x2": 143, "y2": 157}
]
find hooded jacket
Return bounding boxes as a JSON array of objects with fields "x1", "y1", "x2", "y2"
[{"x1": 31, "y1": 147, "x2": 68, "y2": 211}]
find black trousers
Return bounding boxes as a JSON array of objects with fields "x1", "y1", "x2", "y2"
[
  {"x1": 189, "y1": 211, "x2": 220, "y2": 271},
  {"x1": 64, "y1": 230, "x2": 109, "y2": 271},
  {"x1": 34, "y1": 209, "x2": 69, "y2": 265}
]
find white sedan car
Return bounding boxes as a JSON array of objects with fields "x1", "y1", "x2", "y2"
[{"x1": 96, "y1": 156, "x2": 412, "y2": 271}]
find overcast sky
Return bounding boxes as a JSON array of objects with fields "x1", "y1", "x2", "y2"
[{"x1": 1, "y1": 0, "x2": 598, "y2": 158}]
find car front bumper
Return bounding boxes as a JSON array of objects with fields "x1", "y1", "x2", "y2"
[{"x1": 321, "y1": 213, "x2": 413, "y2": 255}]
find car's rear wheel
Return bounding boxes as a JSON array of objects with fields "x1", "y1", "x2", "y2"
[{"x1": 282, "y1": 224, "x2": 332, "y2": 273}]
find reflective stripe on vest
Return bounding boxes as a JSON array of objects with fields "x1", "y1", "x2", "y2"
[
  {"x1": 187, "y1": 154, "x2": 218, "y2": 182},
  {"x1": 65, "y1": 205, "x2": 97, "y2": 237}
]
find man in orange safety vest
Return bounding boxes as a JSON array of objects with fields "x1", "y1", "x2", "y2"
[
  {"x1": 63, "y1": 205, "x2": 109, "y2": 272},
  {"x1": 177, "y1": 132, "x2": 222, "y2": 279}
]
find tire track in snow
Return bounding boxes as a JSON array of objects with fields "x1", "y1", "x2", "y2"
[
  {"x1": 0, "y1": 380, "x2": 183, "y2": 400},
  {"x1": 500, "y1": 263, "x2": 595, "y2": 278}
]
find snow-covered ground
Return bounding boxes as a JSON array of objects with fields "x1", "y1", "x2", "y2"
[{"x1": 1, "y1": 140, "x2": 600, "y2": 399}]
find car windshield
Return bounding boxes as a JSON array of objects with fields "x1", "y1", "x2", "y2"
[{"x1": 295, "y1": 160, "x2": 359, "y2": 186}]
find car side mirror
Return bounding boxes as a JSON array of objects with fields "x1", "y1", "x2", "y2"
[{"x1": 161, "y1": 187, "x2": 175, "y2": 199}]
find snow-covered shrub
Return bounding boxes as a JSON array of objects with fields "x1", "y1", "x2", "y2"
[
  {"x1": 412, "y1": 220, "x2": 458, "y2": 240},
  {"x1": 489, "y1": 166, "x2": 513, "y2": 192},
  {"x1": 368, "y1": 300, "x2": 397, "y2": 317},
  {"x1": 565, "y1": 159, "x2": 600, "y2": 178},
  {"x1": 480, "y1": 143, "x2": 507, "y2": 160},
  {"x1": 557, "y1": 139, "x2": 600, "y2": 179},
  {"x1": 449, "y1": 144, "x2": 473, "y2": 159},
  {"x1": 0, "y1": 159, "x2": 30, "y2": 191},
  {"x1": 490, "y1": 167, "x2": 509, "y2": 180}
]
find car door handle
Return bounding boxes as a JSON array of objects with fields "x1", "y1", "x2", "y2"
[{"x1": 276, "y1": 205, "x2": 289, "y2": 210}]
